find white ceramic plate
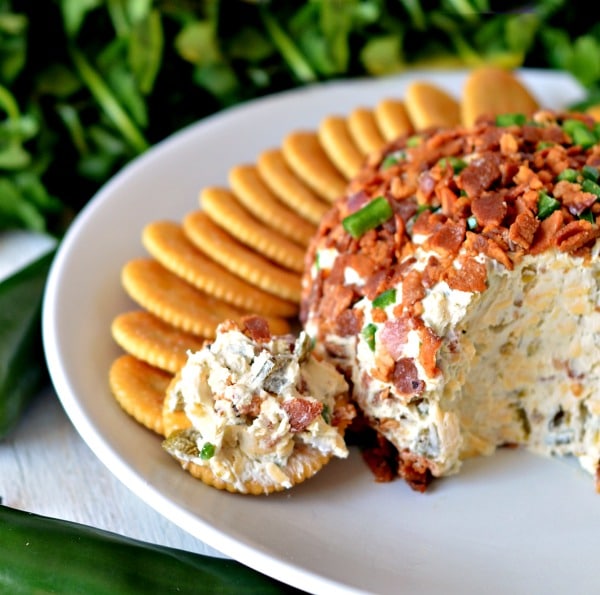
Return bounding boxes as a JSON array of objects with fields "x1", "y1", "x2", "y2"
[{"x1": 43, "y1": 69, "x2": 600, "y2": 595}]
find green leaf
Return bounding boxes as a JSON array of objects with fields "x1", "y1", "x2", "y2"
[
  {"x1": 360, "y1": 34, "x2": 404, "y2": 75},
  {"x1": 35, "y1": 63, "x2": 82, "y2": 98},
  {"x1": 129, "y1": 8, "x2": 164, "y2": 94},
  {"x1": 70, "y1": 47, "x2": 148, "y2": 153},
  {"x1": 569, "y1": 35, "x2": 600, "y2": 87},
  {"x1": 504, "y1": 13, "x2": 539, "y2": 54},
  {"x1": 0, "y1": 179, "x2": 45, "y2": 231},
  {"x1": 398, "y1": 0, "x2": 427, "y2": 30},
  {"x1": 60, "y1": 0, "x2": 102, "y2": 38},
  {"x1": 0, "y1": 250, "x2": 55, "y2": 438},
  {"x1": 260, "y1": 8, "x2": 317, "y2": 83},
  {"x1": 0, "y1": 12, "x2": 28, "y2": 83},
  {"x1": 175, "y1": 20, "x2": 222, "y2": 67},
  {"x1": 193, "y1": 63, "x2": 240, "y2": 104},
  {"x1": 227, "y1": 27, "x2": 274, "y2": 62}
]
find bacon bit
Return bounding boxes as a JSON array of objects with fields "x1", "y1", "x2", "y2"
[
  {"x1": 545, "y1": 146, "x2": 570, "y2": 175},
  {"x1": 344, "y1": 253, "x2": 377, "y2": 280},
  {"x1": 331, "y1": 402, "x2": 356, "y2": 431},
  {"x1": 553, "y1": 180, "x2": 597, "y2": 216},
  {"x1": 417, "y1": 172, "x2": 436, "y2": 202},
  {"x1": 236, "y1": 394, "x2": 262, "y2": 417},
  {"x1": 444, "y1": 255, "x2": 488, "y2": 292},
  {"x1": 334, "y1": 308, "x2": 363, "y2": 337},
  {"x1": 471, "y1": 190, "x2": 507, "y2": 227},
  {"x1": 509, "y1": 212, "x2": 539, "y2": 250},
  {"x1": 438, "y1": 186, "x2": 458, "y2": 216},
  {"x1": 390, "y1": 177, "x2": 417, "y2": 200},
  {"x1": 500, "y1": 132, "x2": 518, "y2": 155},
  {"x1": 379, "y1": 317, "x2": 412, "y2": 360},
  {"x1": 401, "y1": 269, "x2": 426, "y2": 308},
  {"x1": 555, "y1": 219, "x2": 600, "y2": 253},
  {"x1": 391, "y1": 358, "x2": 424, "y2": 396},
  {"x1": 521, "y1": 188, "x2": 541, "y2": 212},
  {"x1": 241, "y1": 315, "x2": 271, "y2": 343},
  {"x1": 422, "y1": 255, "x2": 445, "y2": 288},
  {"x1": 318, "y1": 284, "x2": 355, "y2": 323},
  {"x1": 427, "y1": 219, "x2": 466, "y2": 256},
  {"x1": 346, "y1": 190, "x2": 370, "y2": 214},
  {"x1": 359, "y1": 430, "x2": 399, "y2": 483},
  {"x1": 459, "y1": 152, "x2": 501, "y2": 196},
  {"x1": 529, "y1": 209, "x2": 565, "y2": 254},
  {"x1": 513, "y1": 164, "x2": 540, "y2": 188},
  {"x1": 412, "y1": 210, "x2": 446, "y2": 236},
  {"x1": 417, "y1": 323, "x2": 442, "y2": 378},
  {"x1": 398, "y1": 450, "x2": 433, "y2": 493},
  {"x1": 466, "y1": 226, "x2": 512, "y2": 269},
  {"x1": 371, "y1": 308, "x2": 388, "y2": 323},
  {"x1": 282, "y1": 398, "x2": 323, "y2": 433}
]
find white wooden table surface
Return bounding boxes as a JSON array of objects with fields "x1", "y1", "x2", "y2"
[
  {"x1": 0, "y1": 384, "x2": 224, "y2": 558},
  {"x1": 0, "y1": 231, "x2": 224, "y2": 557}
]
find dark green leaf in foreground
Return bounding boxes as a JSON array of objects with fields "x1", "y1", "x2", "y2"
[
  {"x1": 0, "y1": 250, "x2": 54, "y2": 438},
  {"x1": 0, "y1": 504, "x2": 301, "y2": 594}
]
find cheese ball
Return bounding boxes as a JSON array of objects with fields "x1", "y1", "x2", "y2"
[{"x1": 301, "y1": 111, "x2": 600, "y2": 491}]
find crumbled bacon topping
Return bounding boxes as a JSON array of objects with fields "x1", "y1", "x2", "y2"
[
  {"x1": 282, "y1": 398, "x2": 323, "y2": 433},
  {"x1": 301, "y1": 110, "x2": 600, "y2": 491}
]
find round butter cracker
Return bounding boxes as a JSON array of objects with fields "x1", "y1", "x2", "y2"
[
  {"x1": 281, "y1": 131, "x2": 347, "y2": 202},
  {"x1": 228, "y1": 164, "x2": 316, "y2": 247},
  {"x1": 121, "y1": 258, "x2": 292, "y2": 337},
  {"x1": 373, "y1": 98, "x2": 414, "y2": 141},
  {"x1": 256, "y1": 148, "x2": 329, "y2": 225},
  {"x1": 405, "y1": 81, "x2": 461, "y2": 130},
  {"x1": 201, "y1": 186, "x2": 306, "y2": 273},
  {"x1": 461, "y1": 67, "x2": 539, "y2": 127},
  {"x1": 317, "y1": 115, "x2": 365, "y2": 180},
  {"x1": 111, "y1": 310, "x2": 205, "y2": 374},
  {"x1": 142, "y1": 221, "x2": 297, "y2": 318},
  {"x1": 109, "y1": 354, "x2": 172, "y2": 436},
  {"x1": 347, "y1": 107, "x2": 388, "y2": 155},
  {"x1": 183, "y1": 211, "x2": 302, "y2": 304}
]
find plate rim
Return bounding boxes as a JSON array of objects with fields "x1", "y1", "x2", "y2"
[{"x1": 42, "y1": 67, "x2": 591, "y2": 595}]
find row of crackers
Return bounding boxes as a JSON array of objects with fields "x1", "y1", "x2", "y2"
[{"x1": 108, "y1": 67, "x2": 543, "y2": 438}]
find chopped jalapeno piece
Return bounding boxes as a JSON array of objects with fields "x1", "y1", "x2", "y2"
[
  {"x1": 362, "y1": 323, "x2": 377, "y2": 351},
  {"x1": 582, "y1": 165, "x2": 600, "y2": 181},
  {"x1": 467, "y1": 215, "x2": 478, "y2": 230},
  {"x1": 537, "y1": 190, "x2": 561, "y2": 220},
  {"x1": 582, "y1": 178, "x2": 600, "y2": 198},
  {"x1": 557, "y1": 168, "x2": 579, "y2": 182},
  {"x1": 406, "y1": 135, "x2": 422, "y2": 147},
  {"x1": 342, "y1": 196, "x2": 393, "y2": 239},
  {"x1": 536, "y1": 141, "x2": 555, "y2": 150},
  {"x1": 438, "y1": 156, "x2": 467, "y2": 174},
  {"x1": 200, "y1": 442, "x2": 216, "y2": 460},
  {"x1": 381, "y1": 151, "x2": 405, "y2": 170},
  {"x1": 563, "y1": 118, "x2": 598, "y2": 149},
  {"x1": 579, "y1": 209, "x2": 596, "y2": 223},
  {"x1": 495, "y1": 113, "x2": 526, "y2": 127},
  {"x1": 372, "y1": 288, "x2": 396, "y2": 308},
  {"x1": 321, "y1": 404, "x2": 331, "y2": 424}
]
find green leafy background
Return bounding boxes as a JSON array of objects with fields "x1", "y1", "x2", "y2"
[{"x1": 2, "y1": 0, "x2": 600, "y2": 237}]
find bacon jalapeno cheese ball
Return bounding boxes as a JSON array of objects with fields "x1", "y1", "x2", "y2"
[
  {"x1": 162, "y1": 317, "x2": 355, "y2": 494},
  {"x1": 301, "y1": 110, "x2": 600, "y2": 492}
]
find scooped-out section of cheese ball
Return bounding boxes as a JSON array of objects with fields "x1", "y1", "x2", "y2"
[
  {"x1": 301, "y1": 110, "x2": 600, "y2": 492},
  {"x1": 162, "y1": 316, "x2": 355, "y2": 494}
]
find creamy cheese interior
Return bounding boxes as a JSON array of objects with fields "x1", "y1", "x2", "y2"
[
  {"x1": 163, "y1": 325, "x2": 350, "y2": 492},
  {"x1": 310, "y1": 245, "x2": 600, "y2": 480}
]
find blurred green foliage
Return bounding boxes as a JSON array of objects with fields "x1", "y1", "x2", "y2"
[{"x1": 1, "y1": 0, "x2": 599, "y2": 235}]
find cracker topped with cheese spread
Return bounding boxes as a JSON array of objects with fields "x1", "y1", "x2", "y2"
[{"x1": 162, "y1": 316, "x2": 355, "y2": 494}]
